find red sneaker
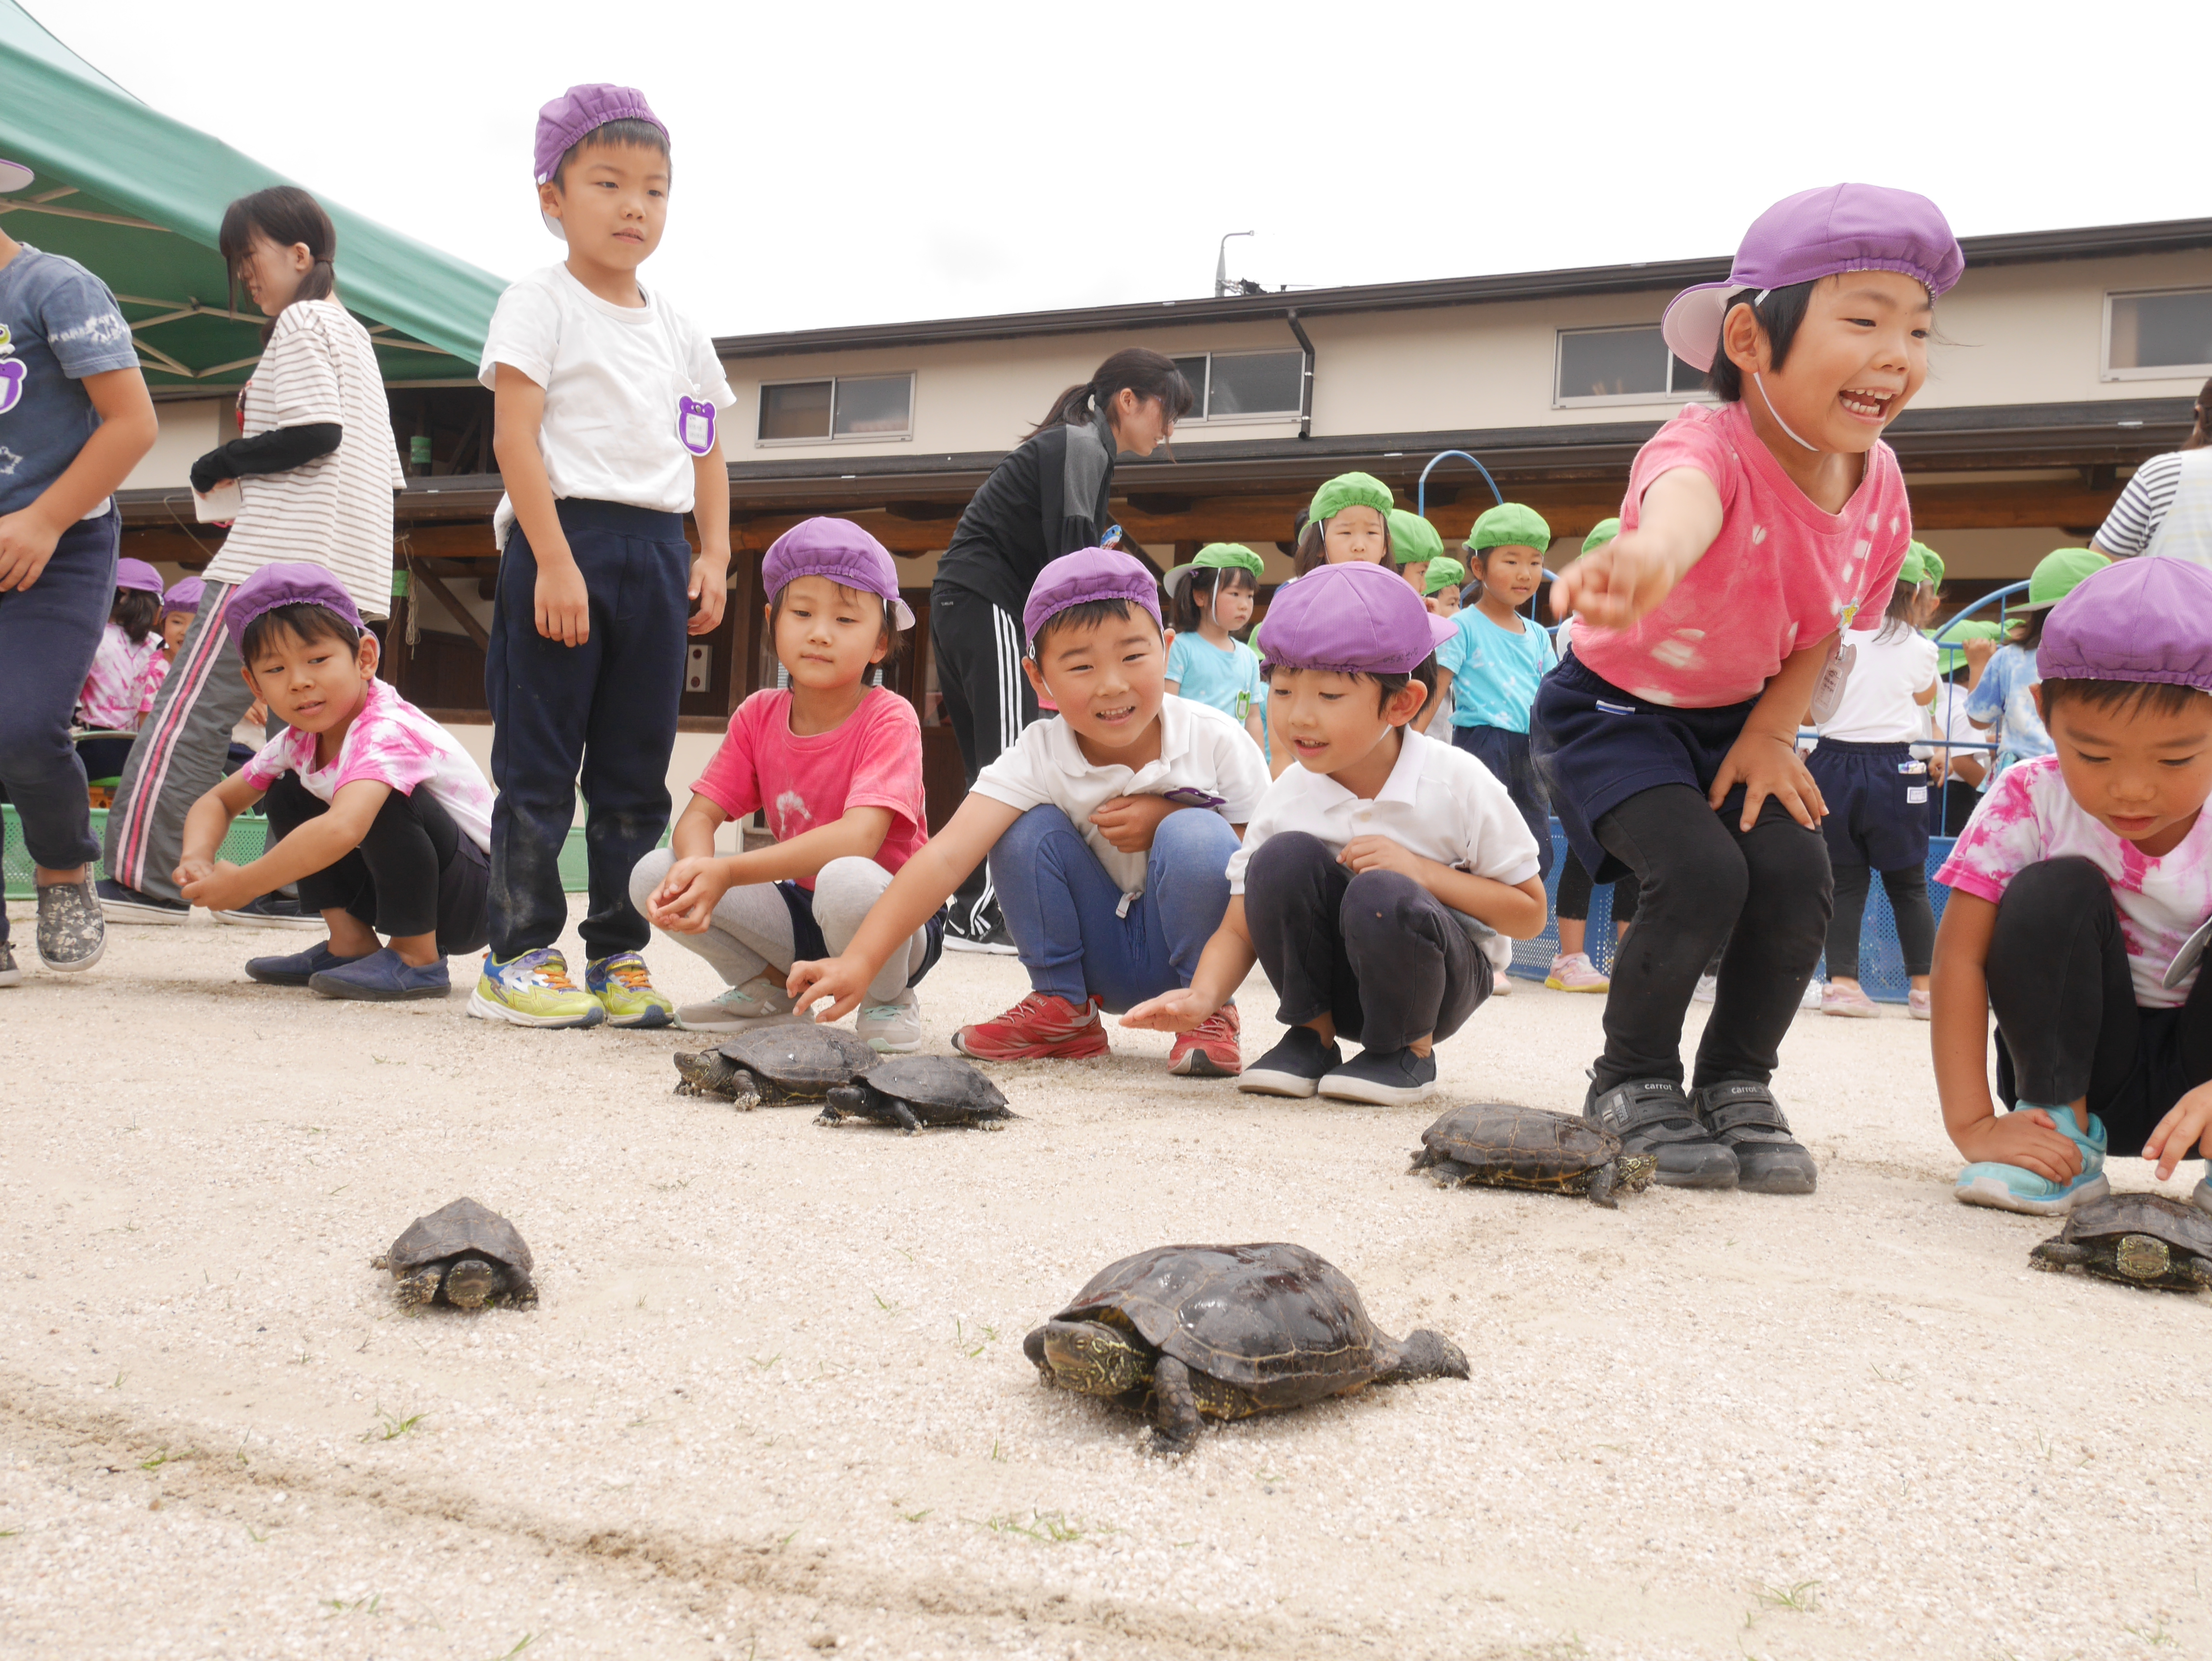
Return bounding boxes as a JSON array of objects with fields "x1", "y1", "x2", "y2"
[
  {"x1": 953, "y1": 991, "x2": 1107, "y2": 1061},
  {"x1": 1168, "y1": 1004, "x2": 1242, "y2": 1077}
]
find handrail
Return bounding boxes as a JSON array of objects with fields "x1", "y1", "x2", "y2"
[{"x1": 1416, "y1": 450, "x2": 1506, "y2": 519}]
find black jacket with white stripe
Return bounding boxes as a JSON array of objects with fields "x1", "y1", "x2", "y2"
[{"x1": 932, "y1": 410, "x2": 1117, "y2": 622}]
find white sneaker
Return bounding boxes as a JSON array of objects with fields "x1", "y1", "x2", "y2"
[
  {"x1": 1489, "y1": 971, "x2": 1514, "y2": 997},
  {"x1": 1799, "y1": 978, "x2": 1822, "y2": 1010},
  {"x1": 675, "y1": 972, "x2": 802, "y2": 1033},
  {"x1": 1694, "y1": 974, "x2": 1719, "y2": 1004},
  {"x1": 857, "y1": 988, "x2": 922, "y2": 1054}
]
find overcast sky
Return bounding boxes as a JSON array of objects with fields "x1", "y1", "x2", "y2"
[{"x1": 31, "y1": 0, "x2": 2211, "y2": 339}]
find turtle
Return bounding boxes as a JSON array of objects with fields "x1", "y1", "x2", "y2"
[
  {"x1": 672, "y1": 1024, "x2": 879, "y2": 1109},
  {"x1": 1408, "y1": 1103, "x2": 1658, "y2": 1207},
  {"x1": 372, "y1": 1198, "x2": 537, "y2": 1310},
  {"x1": 2029, "y1": 1193, "x2": 2212, "y2": 1292},
  {"x1": 817, "y1": 1055, "x2": 1015, "y2": 1133},
  {"x1": 1022, "y1": 1242, "x2": 1468, "y2": 1452}
]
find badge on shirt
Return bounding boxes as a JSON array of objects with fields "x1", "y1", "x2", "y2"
[{"x1": 677, "y1": 395, "x2": 717, "y2": 457}]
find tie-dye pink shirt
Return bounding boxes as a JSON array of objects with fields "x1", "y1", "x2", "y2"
[
  {"x1": 238, "y1": 677, "x2": 493, "y2": 852},
  {"x1": 76, "y1": 621, "x2": 166, "y2": 729},
  {"x1": 1937, "y1": 755, "x2": 2212, "y2": 1007},
  {"x1": 1569, "y1": 400, "x2": 1911, "y2": 708}
]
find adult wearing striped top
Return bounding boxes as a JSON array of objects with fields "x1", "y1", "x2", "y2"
[
  {"x1": 2092, "y1": 377, "x2": 2212, "y2": 567},
  {"x1": 101, "y1": 187, "x2": 405, "y2": 925}
]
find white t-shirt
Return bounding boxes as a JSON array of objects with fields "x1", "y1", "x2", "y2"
[
  {"x1": 238, "y1": 677, "x2": 495, "y2": 853},
  {"x1": 1817, "y1": 624, "x2": 1937, "y2": 744},
  {"x1": 203, "y1": 300, "x2": 404, "y2": 619},
  {"x1": 971, "y1": 696, "x2": 1271, "y2": 911},
  {"x1": 477, "y1": 264, "x2": 736, "y2": 548},
  {"x1": 1914, "y1": 678, "x2": 1988, "y2": 776},
  {"x1": 1225, "y1": 728, "x2": 1543, "y2": 973}
]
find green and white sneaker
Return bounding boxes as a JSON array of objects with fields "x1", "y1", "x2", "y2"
[
  {"x1": 468, "y1": 948, "x2": 606, "y2": 1029},
  {"x1": 1955, "y1": 1108, "x2": 2109, "y2": 1216},
  {"x1": 857, "y1": 988, "x2": 923, "y2": 1054},
  {"x1": 586, "y1": 951, "x2": 676, "y2": 1029},
  {"x1": 675, "y1": 972, "x2": 801, "y2": 1033}
]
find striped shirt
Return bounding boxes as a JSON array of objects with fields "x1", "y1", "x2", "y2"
[
  {"x1": 203, "y1": 300, "x2": 403, "y2": 619},
  {"x1": 2094, "y1": 452, "x2": 2186, "y2": 557}
]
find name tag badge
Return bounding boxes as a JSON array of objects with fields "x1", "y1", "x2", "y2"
[
  {"x1": 0, "y1": 357, "x2": 23, "y2": 414},
  {"x1": 1899, "y1": 759, "x2": 1928, "y2": 774},
  {"x1": 1906, "y1": 785, "x2": 1929, "y2": 804},
  {"x1": 677, "y1": 395, "x2": 717, "y2": 457}
]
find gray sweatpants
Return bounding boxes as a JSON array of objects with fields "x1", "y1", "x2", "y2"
[{"x1": 628, "y1": 850, "x2": 932, "y2": 1003}]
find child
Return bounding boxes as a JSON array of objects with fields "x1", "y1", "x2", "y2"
[
  {"x1": 789, "y1": 548, "x2": 1269, "y2": 1077},
  {"x1": 174, "y1": 564, "x2": 493, "y2": 1001},
  {"x1": 1934, "y1": 557, "x2": 2212, "y2": 1216},
  {"x1": 1388, "y1": 508, "x2": 1442, "y2": 594},
  {"x1": 76, "y1": 558, "x2": 170, "y2": 732},
  {"x1": 1534, "y1": 183, "x2": 1962, "y2": 1194},
  {"x1": 1964, "y1": 547, "x2": 2107, "y2": 785},
  {"x1": 1422, "y1": 557, "x2": 1465, "y2": 619},
  {"x1": 1807, "y1": 546, "x2": 1940, "y2": 1019},
  {"x1": 628, "y1": 519, "x2": 938, "y2": 1050},
  {"x1": 1122, "y1": 561, "x2": 1546, "y2": 1103},
  {"x1": 1163, "y1": 543, "x2": 1267, "y2": 753},
  {"x1": 1549, "y1": 518, "x2": 1635, "y2": 994},
  {"x1": 473, "y1": 84, "x2": 735, "y2": 1029},
  {"x1": 1924, "y1": 617, "x2": 1998, "y2": 833},
  {"x1": 0, "y1": 200, "x2": 158, "y2": 984},
  {"x1": 158, "y1": 577, "x2": 203, "y2": 661},
  {"x1": 1290, "y1": 474, "x2": 1392, "y2": 574}
]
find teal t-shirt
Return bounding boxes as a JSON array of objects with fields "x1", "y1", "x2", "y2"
[
  {"x1": 1166, "y1": 630, "x2": 1264, "y2": 725},
  {"x1": 1438, "y1": 606, "x2": 1557, "y2": 732}
]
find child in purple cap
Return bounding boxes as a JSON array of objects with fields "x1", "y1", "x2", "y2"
[
  {"x1": 472, "y1": 84, "x2": 737, "y2": 1030},
  {"x1": 158, "y1": 576, "x2": 204, "y2": 661},
  {"x1": 1126, "y1": 562, "x2": 1547, "y2": 1105},
  {"x1": 627, "y1": 518, "x2": 940, "y2": 1051},
  {"x1": 75, "y1": 557, "x2": 170, "y2": 733},
  {"x1": 1532, "y1": 182, "x2": 1962, "y2": 1196},
  {"x1": 1934, "y1": 558, "x2": 2212, "y2": 1218},
  {"x1": 790, "y1": 547, "x2": 1268, "y2": 1078}
]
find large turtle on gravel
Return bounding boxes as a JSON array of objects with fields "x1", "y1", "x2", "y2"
[
  {"x1": 1022, "y1": 1242, "x2": 1467, "y2": 1452},
  {"x1": 1409, "y1": 1103, "x2": 1657, "y2": 1207},
  {"x1": 373, "y1": 1198, "x2": 536, "y2": 1310},
  {"x1": 672, "y1": 1025, "x2": 879, "y2": 1109},
  {"x1": 2030, "y1": 1193, "x2": 2212, "y2": 1292},
  {"x1": 818, "y1": 1055, "x2": 1015, "y2": 1133}
]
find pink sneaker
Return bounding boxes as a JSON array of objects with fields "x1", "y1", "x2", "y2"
[
  {"x1": 1821, "y1": 982, "x2": 1881, "y2": 1019},
  {"x1": 1545, "y1": 951, "x2": 1609, "y2": 992},
  {"x1": 1909, "y1": 989, "x2": 1932, "y2": 1021}
]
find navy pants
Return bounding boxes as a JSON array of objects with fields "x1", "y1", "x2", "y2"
[
  {"x1": 1451, "y1": 724, "x2": 1554, "y2": 878},
  {"x1": 1808, "y1": 739, "x2": 1936, "y2": 982},
  {"x1": 263, "y1": 770, "x2": 490, "y2": 954},
  {"x1": 485, "y1": 499, "x2": 689, "y2": 962}
]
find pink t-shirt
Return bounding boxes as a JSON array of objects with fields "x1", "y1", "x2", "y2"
[
  {"x1": 239, "y1": 677, "x2": 494, "y2": 852},
  {"x1": 692, "y1": 687, "x2": 928, "y2": 891},
  {"x1": 1570, "y1": 400, "x2": 1911, "y2": 708},
  {"x1": 1937, "y1": 756, "x2": 2212, "y2": 1009},
  {"x1": 77, "y1": 622, "x2": 165, "y2": 729}
]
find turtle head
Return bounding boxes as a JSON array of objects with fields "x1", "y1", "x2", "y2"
[
  {"x1": 1615, "y1": 1153, "x2": 1659, "y2": 1193},
  {"x1": 1386, "y1": 1329, "x2": 1471, "y2": 1383},
  {"x1": 1031, "y1": 1319, "x2": 1152, "y2": 1397},
  {"x1": 442, "y1": 1257, "x2": 497, "y2": 1310},
  {"x1": 2116, "y1": 1233, "x2": 2174, "y2": 1282}
]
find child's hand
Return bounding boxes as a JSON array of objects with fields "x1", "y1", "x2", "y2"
[
  {"x1": 648, "y1": 856, "x2": 729, "y2": 934},
  {"x1": 1339, "y1": 836, "x2": 1426, "y2": 881},
  {"x1": 244, "y1": 699, "x2": 269, "y2": 730},
  {"x1": 177, "y1": 859, "x2": 260, "y2": 914},
  {"x1": 1954, "y1": 1108, "x2": 2085, "y2": 1184},
  {"x1": 1091, "y1": 794, "x2": 1177, "y2": 854},
  {"x1": 1121, "y1": 988, "x2": 1218, "y2": 1033},
  {"x1": 1548, "y1": 529, "x2": 1679, "y2": 630},
  {"x1": 1710, "y1": 730, "x2": 1826, "y2": 830},
  {"x1": 687, "y1": 554, "x2": 728, "y2": 636},
  {"x1": 535, "y1": 560, "x2": 591, "y2": 646},
  {"x1": 0, "y1": 507, "x2": 63, "y2": 592},
  {"x1": 1963, "y1": 636, "x2": 1997, "y2": 673},
  {"x1": 787, "y1": 955, "x2": 870, "y2": 1025},
  {"x1": 2144, "y1": 1082, "x2": 2212, "y2": 1180},
  {"x1": 173, "y1": 854, "x2": 216, "y2": 889}
]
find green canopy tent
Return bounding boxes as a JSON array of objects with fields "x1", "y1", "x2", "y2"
[{"x1": 0, "y1": 2, "x2": 501, "y2": 389}]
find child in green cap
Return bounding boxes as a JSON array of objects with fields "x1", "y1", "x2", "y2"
[
  {"x1": 1387, "y1": 508, "x2": 1443, "y2": 594},
  {"x1": 1291, "y1": 472, "x2": 1393, "y2": 575},
  {"x1": 1422, "y1": 556, "x2": 1466, "y2": 619},
  {"x1": 1164, "y1": 544, "x2": 1270, "y2": 761},
  {"x1": 1965, "y1": 548, "x2": 2109, "y2": 783}
]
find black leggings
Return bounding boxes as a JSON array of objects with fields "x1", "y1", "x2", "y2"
[
  {"x1": 262, "y1": 771, "x2": 490, "y2": 954},
  {"x1": 1593, "y1": 783, "x2": 1831, "y2": 1093},
  {"x1": 1828, "y1": 864, "x2": 1936, "y2": 982},
  {"x1": 1555, "y1": 848, "x2": 1640, "y2": 925}
]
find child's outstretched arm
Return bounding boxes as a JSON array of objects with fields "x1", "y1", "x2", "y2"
[
  {"x1": 1548, "y1": 468, "x2": 1723, "y2": 630},
  {"x1": 1930, "y1": 890, "x2": 2084, "y2": 1183},
  {"x1": 492, "y1": 364, "x2": 589, "y2": 647},
  {"x1": 1123, "y1": 899, "x2": 1259, "y2": 1033},
  {"x1": 175, "y1": 776, "x2": 390, "y2": 915},
  {"x1": 1707, "y1": 633, "x2": 1833, "y2": 831}
]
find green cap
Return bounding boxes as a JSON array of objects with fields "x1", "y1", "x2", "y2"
[
  {"x1": 1466, "y1": 502, "x2": 1552, "y2": 555},
  {"x1": 1896, "y1": 546, "x2": 1927, "y2": 587},
  {"x1": 1926, "y1": 617, "x2": 2001, "y2": 674},
  {"x1": 1911, "y1": 541, "x2": 1944, "y2": 588},
  {"x1": 1308, "y1": 471, "x2": 1394, "y2": 527},
  {"x1": 1193, "y1": 542, "x2": 1265, "y2": 577},
  {"x1": 2014, "y1": 547, "x2": 2109, "y2": 611},
  {"x1": 1386, "y1": 510, "x2": 1444, "y2": 567},
  {"x1": 1422, "y1": 556, "x2": 1467, "y2": 596},
  {"x1": 1582, "y1": 517, "x2": 1621, "y2": 554}
]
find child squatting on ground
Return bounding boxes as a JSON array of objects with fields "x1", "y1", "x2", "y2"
[
  {"x1": 473, "y1": 83, "x2": 736, "y2": 1031},
  {"x1": 174, "y1": 564, "x2": 494, "y2": 1000},
  {"x1": 1123, "y1": 560, "x2": 1547, "y2": 1104},
  {"x1": 788, "y1": 548, "x2": 1270, "y2": 1077},
  {"x1": 629, "y1": 518, "x2": 941, "y2": 1052},
  {"x1": 1533, "y1": 182, "x2": 1965, "y2": 1197},
  {"x1": 1934, "y1": 558, "x2": 2212, "y2": 1218}
]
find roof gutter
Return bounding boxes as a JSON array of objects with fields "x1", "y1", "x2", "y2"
[{"x1": 1285, "y1": 308, "x2": 1315, "y2": 441}]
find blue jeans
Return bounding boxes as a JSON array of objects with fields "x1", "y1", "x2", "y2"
[{"x1": 988, "y1": 805, "x2": 1238, "y2": 1011}]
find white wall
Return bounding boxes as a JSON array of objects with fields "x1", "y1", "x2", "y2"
[{"x1": 124, "y1": 397, "x2": 226, "y2": 494}]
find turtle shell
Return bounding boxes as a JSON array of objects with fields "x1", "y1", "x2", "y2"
[
  {"x1": 1051, "y1": 1243, "x2": 1385, "y2": 1406},
  {"x1": 866, "y1": 1056, "x2": 1008, "y2": 1111},
  {"x1": 717, "y1": 1025, "x2": 879, "y2": 1090},
  {"x1": 1420, "y1": 1104, "x2": 1622, "y2": 1182},
  {"x1": 384, "y1": 1198, "x2": 533, "y2": 1274},
  {"x1": 2052, "y1": 1193, "x2": 2212, "y2": 1254}
]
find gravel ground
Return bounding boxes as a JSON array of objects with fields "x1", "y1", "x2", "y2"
[{"x1": 3, "y1": 900, "x2": 2209, "y2": 1661}]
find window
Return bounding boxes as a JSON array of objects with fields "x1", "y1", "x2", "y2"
[
  {"x1": 756, "y1": 373, "x2": 914, "y2": 442},
  {"x1": 1168, "y1": 350, "x2": 1304, "y2": 422},
  {"x1": 1554, "y1": 326, "x2": 1708, "y2": 406},
  {"x1": 2105, "y1": 289, "x2": 2212, "y2": 380}
]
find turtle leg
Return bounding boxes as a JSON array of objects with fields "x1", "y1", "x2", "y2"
[
  {"x1": 885, "y1": 1096, "x2": 922, "y2": 1135},
  {"x1": 2186, "y1": 1255, "x2": 2212, "y2": 1291},
  {"x1": 443, "y1": 1258, "x2": 497, "y2": 1310},
  {"x1": 1148, "y1": 1356, "x2": 1202, "y2": 1454},
  {"x1": 1587, "y1": 1160, "x2": 1620, "y2": 1209},
  {"x1": 729, "y1": 1068, "x2": 764, "y2": 1112},
  {"x1": 393, "y1": 1263, "x2": 443, "y2": 1306},
  {"x1": 2031, "y1": 1241, "x2": 2092, "y2": 1273},
  {"x1": 817, "y1": 1084, "x2": 859, "y2": 1127},
  {"x1": 504, "y1": 1270, "x2": 540, "y2": 1308}
]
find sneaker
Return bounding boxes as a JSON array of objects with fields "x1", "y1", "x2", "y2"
[
  {"x1": 1545, "y1": 951, "x2": 1609, "y2": 993},
  {"x1": 246, "y1": 939, "x2": 368, "y2": 987},
  {"x1": 1586, "y1": 1076, "x2": 1738, "y2": 1189},
  {"x1": 468, "y1": 948, "x2": 606, "y2": 1029},
  {"x1": 1168, "y1": 1004, "x2": 1242, "y2": 1077},
  {"x1": 1488, "y1": 972, "x2": 1514, "y2": 998},
  {"x1": 1821, "y1": 982, "x2": 1880, "y2": 1018},
  {"x1": 1908, "y1": 989, "x2": 1932, "y2": 1021},
  {"x1": 1693, "y1": 1080, "x2": 1817, "y2": 1195},
  {"x1": 953, "y1": 991, "x2": 1106, "y2": 1061},
  {"x1": 36, "y1": 877, "x2": 106, "y2": 972},
  {"x1": 1955, "y1": 1109, "x2": 2109, "y2": 1215},
  {"x1": 213, "y1": 893, "x2": 323, "y2": 930},
  {"x1": 1238, "y1": 1025, "x2": 1343, "y2": 1098},
  {"x1": 1799, "y1": 978, "x2": 1822, "y2": 1010},
  {"x1": 944, "y1": 899, "x2": 1019, "y2": 956},
  {"x1": 1318, "y1": 1046, "x2": 1439, "y2": 1106},
  {"x1": 1693, "y1": 973, "x2": 1718, "y2": 1004},
  {"x1": 586, "y1": 951, "x2": 676, "y2": 1028},
  {"x1": 676, "y1": 972, "x2": 802, "y2": 1033},
  {"x1": 0, "y1": 939, "x2": 19, "y2": 987},
  {"x1": 96, "y1": 877, "x2": 189, "y2": 925},
  {"x1": 857, "y1": 987, "x2": 923, "y2": 1054},
  {"x1": 309, "y1": 948, "x2": 451, "y2": 1002}
]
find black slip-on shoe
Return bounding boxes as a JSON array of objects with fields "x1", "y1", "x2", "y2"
[
  {"x1": 1238, "y1": 1026, "x2": 1344, "y2": 1098},
  {"x1": 1694, "y1": 1081, "x2": 1817, "y2": 1195},
  {"x1": 1586, "y1": 1075, "x2": 1739, "y2": 1189}
]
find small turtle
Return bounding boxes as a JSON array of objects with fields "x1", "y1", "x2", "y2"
[
  {"x1": 818, "y1": 1056, "x2": 1015, "y2": 1133},
  {"x1": 2030, "y1": 1193, "x2": 2212, "y2": 1292},
  {"x1": 1409, "y1": 1103, "x2": 1658, "y2": 1208},
  {"x1": 672, "y1": 1024, "x2": 879, "y2": 1109},
  {"x1": 372, "y1": 1198, "x2": 536, "y2": 1310},
  {"x1": 1023, "y1": 1242, "x2": 1467, "y2": 1452}
]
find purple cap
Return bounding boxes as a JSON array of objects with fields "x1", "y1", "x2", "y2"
[
  {"x1": 114, "y1": 558, "x2": 164, "y2": 595},
  {"x1": 227, "y1": 562, "x2": 365, "y2": 640},
  {"x1": 533, "y1": 84, "x2": 668, "y2": 238},
  {"x1": 1662, "y1": 184, "x2": 1965, "y2": 374},
  {"x1": 762, "y1": 517, "x2": 914, "y2": 630},
  {"x1": 1022, "y1": 547, "x2": 1162, "y2": 645},
  {"x1": 162, "y1": 576, "x2": 205, "y2": 612},
  {"x1": 2040, "y1": 558, "x2": 2212, "y2": 695},
  {"x1": 1257, "y1": 561, "x2": 1455, "y2": 676}
]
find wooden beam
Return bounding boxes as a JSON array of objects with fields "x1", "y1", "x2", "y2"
[{"x1": 410, "y1": 563, "x2": 490, "y2": 652}]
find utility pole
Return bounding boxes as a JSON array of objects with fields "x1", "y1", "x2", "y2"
[{"x1": 1214, "y1": 231, "x2": 1254, "y2": 299}]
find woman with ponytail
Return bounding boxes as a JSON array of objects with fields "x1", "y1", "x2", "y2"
[{"x1": 929, "y1": 347, "x2": 1192, "y2": 949}]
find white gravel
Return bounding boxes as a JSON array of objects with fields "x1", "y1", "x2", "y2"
[{"x1": 3, "y1": 899, "x2": 2209, "y2": 1660}]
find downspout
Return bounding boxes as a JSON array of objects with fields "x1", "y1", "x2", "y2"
[{"x1": 1285, "y1": 308, "x2": 1315, "y2": 441}]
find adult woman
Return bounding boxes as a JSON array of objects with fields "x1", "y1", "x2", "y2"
[
  {"x1": 2091, "y1": 376, "x2": 2212, "y2": 567},
  {"x1": 930, "y1": 349, "x2": 1191, "y2": 949}
]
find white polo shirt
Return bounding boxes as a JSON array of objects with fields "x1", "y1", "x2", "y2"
[
  {"x1": 972, "y1": 696, "x2": 1271, "y2": 911},
  {"x1": 1226, "y1": 728, "x2": 1542, "y2": 972}
]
